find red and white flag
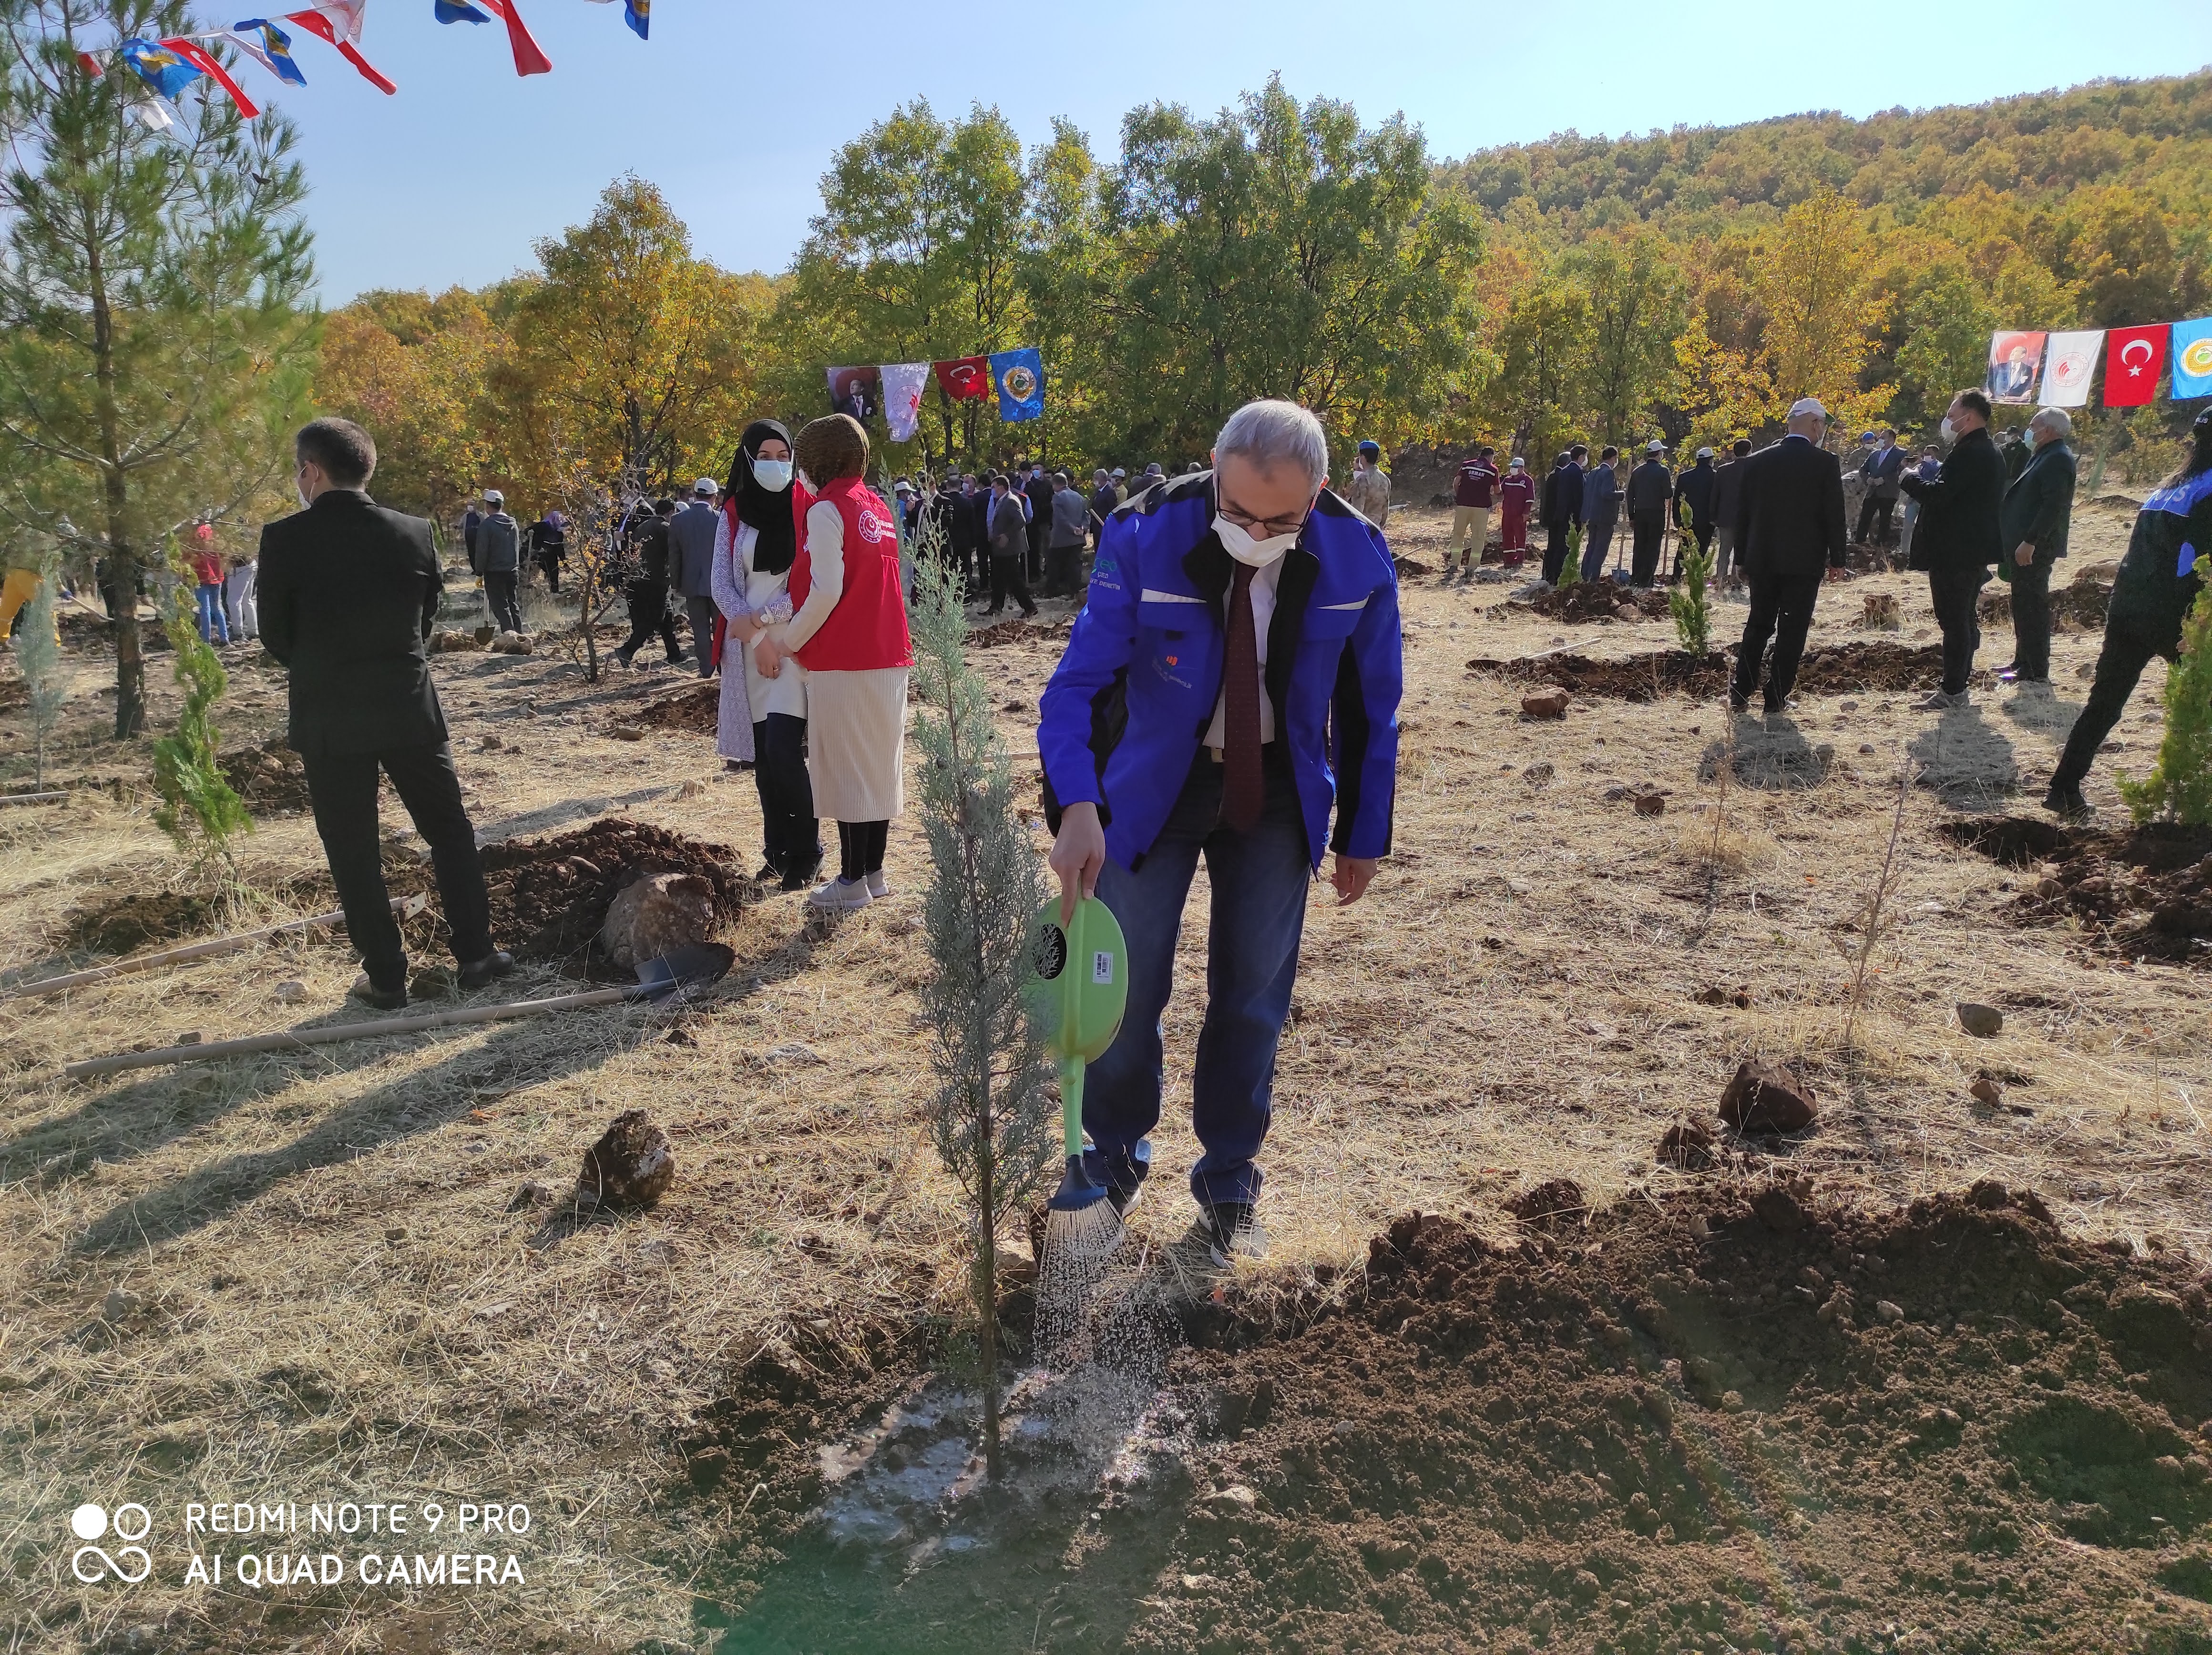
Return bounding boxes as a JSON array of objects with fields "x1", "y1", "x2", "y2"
[
  {"x1": 933, "y1": 357, "x2": 990, "y2": 402},
  {"x1": 2104, "y1": 325, "x2": 2167, "y2": 407},
  {"x1": 2040, "y1": 330, "x2": 2103, "y2": 408}
]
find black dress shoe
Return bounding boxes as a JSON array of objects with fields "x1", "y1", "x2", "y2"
[
  {"x1": 2042, "y1": 783, "x2": 2089, "y2": 821},
  {"x1": 458, "y1": 950, "x2": 516, "y2": 990},
  {"x1": 349, "y1": 973, "x2": 408, "y2": 1012}
]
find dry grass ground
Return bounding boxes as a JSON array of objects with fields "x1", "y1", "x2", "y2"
[{"x1": 2, "y1": 502, "x2": 2207, "y2": 1652}]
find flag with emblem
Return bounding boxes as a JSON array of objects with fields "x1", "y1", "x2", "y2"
[
  {"x1": 229, "y1": 20, "x2": 308, "y2": 84},
  {"x1": 990, "y1": 347, "x2": 1044, "y2": 423},
  {"x1": 2171, "y1": 317, "x2": 2212, "y2": 402},
  {"x1": 932, "y1": 356, "x2": 990, "y2": 402}
]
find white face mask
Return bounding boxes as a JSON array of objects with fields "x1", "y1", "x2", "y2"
[
  {"x1": 752, "y1": 458, "x2": 793, "y2": 492},
  {"x1": 1212, "y1": 511, "x2": 1303, "y2": 566},
  {"x1": 1939, "y1": 418, "x2": 1956, "y2": 445}
]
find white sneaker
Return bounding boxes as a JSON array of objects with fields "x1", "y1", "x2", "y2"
[
  {"x1": 806, "y1": 876, "x2": 873, "y2": 911},
  {"x1": 864, "y1": 869, "x2": 893, "y2": 900}
]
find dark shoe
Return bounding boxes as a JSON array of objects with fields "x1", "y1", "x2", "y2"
[
  {"x1": 1200, "y1": 1201, "x2": 1258, "y2": 1267},
  {"x1": 2043, "y1": 783, "x2": 2089, "y2": 821},
  {"x1": 666, "y1": 652, "x2": 690, "y2": 667},
  {"x1": 611, "y1": 650, "x2": 634, "y2": 669},
  {"x1": 349, "y1": 973, "x2": 408, "y2": 1012},
  {"x1": 1727, "y1": 689, "x2": 1751, "y2": 714},
  {"x1": 1106, "y1": 1180, "x2": 1144, "y2": 1218},
  {"x1": 780, "y1": 858, "x2": 822, "y2": 893},
  {"x1": 458, "y1": 950, "x2": 516, "y2": 991},
  {"x1": 1763, "y1": 695, "x2": 1797, "y2": 717},
  {"x1": 754, "y1": 861, "x2": 780, "y2": 882},
  {"x1": 1021, "y1": 606, "x2": 1040, "y2": 619}
]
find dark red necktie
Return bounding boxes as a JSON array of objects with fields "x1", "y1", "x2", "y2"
[{"x1": 1222, "y1": 561, "x2": 1262, "y2": 833}]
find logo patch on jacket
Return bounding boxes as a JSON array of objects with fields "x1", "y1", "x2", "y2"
[{"x1": 855, "y1": 509, "x2": 887, "y2": 542}]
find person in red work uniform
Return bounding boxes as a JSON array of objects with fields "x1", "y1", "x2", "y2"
[
  {"x1": 1445, "y1": 444, "x2": 1500, "y2": 578},
  {"x1": 1496, "y1": 456, "x2": 1536, "y2": 565},
  {"x1": 751, "y1": 414, "x2": 912, "y2": 911}
]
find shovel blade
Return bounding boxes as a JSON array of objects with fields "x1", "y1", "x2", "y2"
[{"x1": 631, "y1": 942, "x2": 736, "y2": 1002}]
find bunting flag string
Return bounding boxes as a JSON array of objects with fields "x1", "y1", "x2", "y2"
[
  {"x1": 228, "y1": 20, "x2": 308, "y2": 86},
  {"x1": 282, "y1": 10, "x2": 398, "y2": 93},
  {"x1": 828, "y1": 350, "x2": 1051, "y2": 437},
  {"x1": 158, "y1": 36, "x2": 262, "y2": 117}
]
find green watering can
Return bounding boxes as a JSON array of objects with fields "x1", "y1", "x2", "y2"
[{"x1": 1031, "y1": 895, "x2": 1129, "y2": 1213}]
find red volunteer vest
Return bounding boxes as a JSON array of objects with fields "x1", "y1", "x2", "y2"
[{"x1": 788, "y1": 477, "x2": 912, "y2": 672}]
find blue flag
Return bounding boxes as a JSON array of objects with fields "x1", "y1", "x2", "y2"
[
  {"x1": 2171, "y1": 316, "x2": 2212, "y2": 402},
  {"x1": 434, "y1": 0, "x2": 492, "y2": 22},
  {"x1": 117, "y1": 38, "x2": 204, "y2": 100},
  {"x1": 228, "y1": 20, "x2": 307, "y2": 84},
  {"x1": 991, "y1": 347, "x2": 1045, "y2": 423},
  {"x1": 626, "y1": 0, "x2": 648, "y2": 38}
]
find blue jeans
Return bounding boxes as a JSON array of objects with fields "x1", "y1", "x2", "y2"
[
  {"x1": 1081, "y1": 747, "x2": 1312, "y2": 1208},
  {"x1": 195, "y1": 582, "x2": 227, "y2": 644}
]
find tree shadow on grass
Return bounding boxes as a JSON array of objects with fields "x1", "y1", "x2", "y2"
[{"x1": 65, "y1": 924, "x2": 819, "y2": 1257}]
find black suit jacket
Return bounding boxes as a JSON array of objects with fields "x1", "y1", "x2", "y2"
[
  {"x1": 1732, "y1": 435, "x2": 1848, "y2": 588},
  {"x1": 1901, "y1": 426, "x2": 2005, "y2": 573},
  {"x1": 257, "y1": 490, "x2": 448, "y2": 757}
]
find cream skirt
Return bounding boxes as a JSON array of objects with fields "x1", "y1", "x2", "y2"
[{"x1": 804, "y1": 667, "x2": 908, "y2": 821}]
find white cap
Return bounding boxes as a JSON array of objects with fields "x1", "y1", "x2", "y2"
[
  {"x1": 1696, "y1": 446, "x2": 1714, "y2": 458},
  {"x1": 483, "y1": 489, "x2": 503, "y2": 505},
  {"x1": 1646, "y1": 438, "x2": 1665, "y2": 452},
  {"x1": 1508, "y1": 456, "x2": 1526, "y2": 468},
  {"x1": 694, "y1": 477, "x2": 717, "y2": 495},
  {"x1": 1788, "y1": 396, "x2": 1827, "y2": 420}
]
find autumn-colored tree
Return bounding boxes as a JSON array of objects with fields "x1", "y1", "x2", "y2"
[
  {"x1": 316, "y1": 287, "x2": 508, "y2": 522},
  {"x1": 507, "y1": 176, "x2": 768, "y2": 500},
  {"x1": 1561, "y1": 230, "x2": 1686, "y2": 446},
  {"x1": 1487, "y1": 266, "x2": 1591, "y2": 464},
  {"x1": 1671, "y1": 307, "x2": 1772, "y2": 455},
  {"x1": 1751, "y1": 186, "x2": 1883, "y2": 425}
]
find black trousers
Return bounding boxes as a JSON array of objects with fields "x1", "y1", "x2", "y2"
[
  {"x1": 1927, "y1": 566, "x2": 1986, "y2": 695},
  {"x1": 1629, "y1": 512, "x2": 1666, "y2": 586},
  {"x1": 1733, "y1": 572, "x2": 1823, "y2": 709},
  {"x1": 1026, "y1": 516, "x2": 1047, "y2": 580},
  {"x1": 1043, "y1": 542, "x2": 1084, "y2": 597},
  {"x1": 1855, "y1": 494, "x2": 1896, "y2": 545},
  {"x1": 2051, "y1": 619, "x2": 2173, "y2": 795},
  {"x1": 684, "y1": 594, "x2": 718, "y2": 676},
  {"x1": 484, "y1": 569, "x2": 522, "y2": 633},
  {"x1": 300, "y1": 741, "x2": 492, "y2": 989},
  {"x1": 837, "y1": 819, "x2": 890, "y2": 881},
  {"x1": 535, "y1": 552, "x2": 562, "y2": 594},
  {"x1": 988, "y1": 556, "x2": 1035, "y2": 616},
  {"x1": 753, "y1": 712, "x2": 820, "y2": 880},
  {"x1": 1541, "y1": 521, "x2": 1572, "y2": 584},
  {"x1": 618, "y1": 577, "x2": 683, "y2": 660},
  {"x1": 2008, "y1": 557, "x2": 2055, "y2": 681}
]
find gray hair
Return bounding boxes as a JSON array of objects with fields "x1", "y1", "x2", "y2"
[
  {"x1": 2028, "y1": 406, "x2": 2073, "y2": 440},
  {"x1": 1214, "y1": 398, "x2": 1329, "y2": 487}
]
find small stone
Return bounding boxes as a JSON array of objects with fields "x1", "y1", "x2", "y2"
[
  {"x1": 1969, "y1": 1076, "x2": 2004, "y2": 1108},
  {"x1": 1634, "y1": 792, "x2": 1666, "y2": 817},
  {"x1": 273, "y1": 980, "x2": 307, "y2": 1004},
  {"x1": 1876, "y1": 1300, "x2": 1905, "y2": 1324},
  {"x1": 384, "y1": 1226, "x2": 407, "y2": 1242},
  {"x1": 1956, "y1": 1002, "x2": 2004, "y2": 1038},
  {"x1": 1658, "y1": 1119, "x2": 1717, "y2": 1171},
  {"x1": 1522, "y1": 762, "x2": 1555, "y2": 785},
  {"x1": 1719, "y1": 1058, "x2": 1818, "y2": 1134},
  {"x1": 765, "y1": 1040, "x2": 827, "y2": 1065},
  {"x1": 576, "y1": 1108, "x2": 675, "y2": 1209},
  {"x1": 508, "y1": 1179, "x2": 554, "y2": 1211},
  {"x1": 480, "y1": 734, "x2": 503, "y2": 752},
  {"x1": 1521, "y1": 688, "x2": 1571, "y2": 719},
  {"x1": 1839, "y1": 700, "x2": 1860, "y2": 712}
]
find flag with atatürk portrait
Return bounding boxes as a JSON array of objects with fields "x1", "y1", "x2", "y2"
[
  {"x1": 932, "y1": 357, "x2": 990, "y2": 402},
  {"x1": 2103, "y1": 325, "x2": 2166, "y2": 408}
]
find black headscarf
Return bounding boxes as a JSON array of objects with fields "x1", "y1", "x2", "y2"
[{"x1": 725, "y1": 418, "x2": 798, "y2": 576}]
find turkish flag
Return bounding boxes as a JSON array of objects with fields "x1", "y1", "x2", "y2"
[
  {"x1": 933, "y1": 357, "x2": 990, "y2": 402},
  {"x1": 2105, "y1": 325, "x2": 2167, "y2": 407}
]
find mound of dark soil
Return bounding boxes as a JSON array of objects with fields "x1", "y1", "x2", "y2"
[
  {"x1": 968, "y1": 617, "x2": 1071, "y2": 650},
  {"x1": 633, "y1": 681, "x2": 720, "y2": 734},
  {"x1": 1944, "y1": 815, "x2": 2212, "y2": 963},
  {"x1": 1468, "y1": 641, "x2": 1958, "y2": 702},
  {"x1": 63, "y1": 890, "x2": 219, "y2": 955},
  {"x1": 1125, "y1": 1183, "x2": 2212, "y2": 1655},
  {"x1": 1520, "y1": 584, "x2": 1671, "y2": 623},
  {"x1": 218, "y1": 736, "x2": 311, "y2": 816},
  {"x1": 479, "y1": 816, "x2": 747, "y2": 968},
  {"x1": 1980, "y1": 572, "x2": 2112, "y2": 631}
]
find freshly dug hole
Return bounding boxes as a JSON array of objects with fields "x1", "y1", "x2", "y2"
[
  {"x1": 479, "y1": 816, "x2": 748, "y2": 970},
  {"x1": 1945, "y1": 815, "x2": 2212, "y2": 964}
]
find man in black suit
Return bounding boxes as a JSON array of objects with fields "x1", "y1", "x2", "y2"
[
  {"x1": 1901, "y1": 388, "x2": 2007, "y2": 708},
  {"x1": 258, "y1": 419, "x2": 513, "y2": 1011},
  {"x1": 1730, "y1": 397, "x2": 1849, "y2": 717}
]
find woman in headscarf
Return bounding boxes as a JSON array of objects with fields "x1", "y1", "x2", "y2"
[
  {"x1": 713, "y1": 419, "x2": 822, "y2": 889},
  {"x1": 750, "y1": 415, "x2": 911, "y2": 910}
]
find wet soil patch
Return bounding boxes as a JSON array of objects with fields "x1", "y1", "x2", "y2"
[
  {"x1": 479, "y1": 816, "x2": 748, "y2": 971},
  {"x1": 1468, "y1": 641, "x2": 1958, "y2": 702},
  {"x1": 1944, "y1": 815, "x2": 2212, "y2": 964},
  {"x1": 218, "y1": 736, "x2": 311, "y2": 816},
  {"x1": 705, "y1": 1185, "x2": 2212, "y2": 1653},
  {"x1": 62, "y1": 890, "x2": 220, "y2": 955},
  {"x1": 632, "y1": 680, "x2": 720, "y2": 734}
]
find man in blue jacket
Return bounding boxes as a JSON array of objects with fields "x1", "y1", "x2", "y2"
[{"x1": 1038, "y1": 399, "x2": 1402, "y2": 1265}]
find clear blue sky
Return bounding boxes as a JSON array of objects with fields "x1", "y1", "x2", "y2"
[{"x1": 269, "y1": 0, "x2": 2212, "y2": 304}]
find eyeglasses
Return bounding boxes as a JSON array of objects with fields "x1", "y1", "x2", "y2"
[{"x1": 1216, "y1": 493, "x2": 1311, "y2": 538}]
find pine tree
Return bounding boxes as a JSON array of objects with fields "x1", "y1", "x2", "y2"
[
  {"x1": 907, "y1": 543, "x2": 1058, "y2": 1479},
  {"x1": 0, "y1": 1, "x2": 317, "y2": 737},
  {"x1": 1670, "y1": 530, "x2": 1713, "y2": 658},
  {"x1": 2117, "y1": 590, "x2": 2212, "y2": 827}
]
